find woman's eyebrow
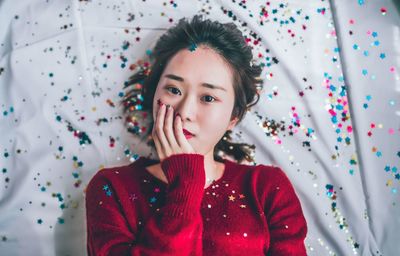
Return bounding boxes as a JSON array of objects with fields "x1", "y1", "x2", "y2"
[{"x1": 164, "y1": 74, "x2": 227, "y2": 91}]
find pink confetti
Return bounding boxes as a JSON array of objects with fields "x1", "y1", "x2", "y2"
[{"x1": 347, "y1": 126, "x2": 353, "y2": 133}]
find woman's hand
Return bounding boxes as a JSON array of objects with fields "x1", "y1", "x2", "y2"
[{"x1": 152, "y1": 103, "x2": 195, "y2": 161}]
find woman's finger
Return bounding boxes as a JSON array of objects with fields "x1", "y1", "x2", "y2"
[
  {"x1": 164, "y1": 106, "x2": 180, "y2": 153},
  {"x1": 151, "y1": 126, "x2": 165, "y2": 160},
  {"x1": 174, "y1": 114, "x2": 194, "y2": 153},
  {"x1": 152, "y1": 107, "x2": 165, "y2": 160},
  {"x1": 155, "y1": 104, "x2": 171, "y2": 156}
]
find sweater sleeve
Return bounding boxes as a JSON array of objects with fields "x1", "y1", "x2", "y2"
[
  {"x1": 263, "y1": 167, "x2": 308, "y2": 256},
  {"x1": 85, "y1": 153, "x2": 206, "y2": 256}
]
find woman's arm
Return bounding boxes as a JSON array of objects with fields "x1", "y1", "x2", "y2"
[
  {"x1": 86, "y1": 154, "x2": 205, "y2": 256},
  {"x1": 263, "y1": 167, "x2": 308, "y2": 255}
]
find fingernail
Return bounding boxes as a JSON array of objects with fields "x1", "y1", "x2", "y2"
[{"x1": 166, "y1": 104, "x2": 170, "y2": 109}]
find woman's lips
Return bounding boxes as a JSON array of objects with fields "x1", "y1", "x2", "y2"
[
  {"x1": 184, "y1": 134, "x2": 193, "y2": 139},
  {"x1": 183, "y1": 129, "x2": 194, "y2": 139}
]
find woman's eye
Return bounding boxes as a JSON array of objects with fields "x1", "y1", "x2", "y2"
[
  {"x1": 203, "y1": 95, "x2": 216, "y2": 103},
  {"x1": 166, "y1": 87, "x2": 181, "y2": 95},
  {"x1": 166, "y1": 87, "x2": 215, "y2": 103}
]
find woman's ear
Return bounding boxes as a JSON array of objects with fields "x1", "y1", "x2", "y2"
[{"x1": 227, "y1": 117, "x2": 239, "y2": 130}]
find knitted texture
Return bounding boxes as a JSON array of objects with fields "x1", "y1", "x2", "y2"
[{"x1": 85, "y1": 154, "x2": 307, "y2": 255}]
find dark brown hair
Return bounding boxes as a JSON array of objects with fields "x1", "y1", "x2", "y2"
[{"x1": 122, "y1": 15, "x2": 263, "y2": 163}]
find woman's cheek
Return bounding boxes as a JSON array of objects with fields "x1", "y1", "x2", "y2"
[{"x1": 203, "y1": 111, "x2": 223, "y2": 132}]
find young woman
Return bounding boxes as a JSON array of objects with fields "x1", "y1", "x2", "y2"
[{"x1": 85, "y1": 15, "x2": 307, "y2": 255}]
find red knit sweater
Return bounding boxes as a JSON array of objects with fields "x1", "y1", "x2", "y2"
[{"x1": 85, "y1": 154, "x2": 307, "y2": 255}]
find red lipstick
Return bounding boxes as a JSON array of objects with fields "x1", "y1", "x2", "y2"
[{"x1": 183, "y1": 129, "x2": 194, "y2": 139}]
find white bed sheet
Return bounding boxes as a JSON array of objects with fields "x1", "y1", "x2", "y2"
[{"x1": 0, "y1": 0, "x2": 399, "y2": 255}]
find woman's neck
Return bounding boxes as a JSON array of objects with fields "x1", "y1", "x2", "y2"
[{"x1": 203, "y1": 151, "x2": 225, "y2": 187}]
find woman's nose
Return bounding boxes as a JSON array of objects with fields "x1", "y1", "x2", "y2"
[{"x1": 174, "y1": 96, "x2": 197, "y2": 122}]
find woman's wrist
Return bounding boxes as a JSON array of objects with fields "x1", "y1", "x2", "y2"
[{"x1": 161, "y1": 153, "x2": 205, "y2": 188}]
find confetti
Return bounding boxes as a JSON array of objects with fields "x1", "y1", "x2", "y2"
[
  {"x1": 1, "y1": 2, "x2": 398, "y2": 255},
  {"x1": 325, "y1": 184, "x2": 359, "y2": 253},
  {"x1": 188, "y1": 42, "x2": 197, "y2": 52}
]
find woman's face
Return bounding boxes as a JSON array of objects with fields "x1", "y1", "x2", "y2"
[{"x1": 152, "y1": 46, "x2": 238, "y2": 155}]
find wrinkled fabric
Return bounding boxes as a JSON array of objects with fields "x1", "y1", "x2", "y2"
[{"x1": 0, "y1": 0, "x2": 399, "y2": 255}]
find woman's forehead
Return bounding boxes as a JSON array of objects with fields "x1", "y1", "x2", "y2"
[{"x1": 161, "y1": 47, "x2": 234, "y2": 90}]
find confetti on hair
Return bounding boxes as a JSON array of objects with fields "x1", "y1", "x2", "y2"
[
  {"x1": 122, "y1": 58, "x2": 153, "y2": 138},
  {"x1": 188, "y1": 42, "x2": 197, "y2": 52}
]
